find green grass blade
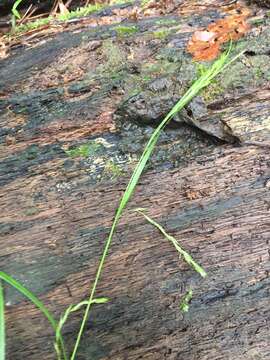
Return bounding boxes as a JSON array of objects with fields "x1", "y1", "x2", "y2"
[
  {"x1": 179, "y1": 289, "x2": 193, "y2": 313},
  {"x1": 55, "y1": 297, "x2": 109, "y2": 358},
  {"x1": 0, "y1": 272, "x2": 67, "y2": 360},
  {"x1": 71, "y1": 48, "x2": 245, "y2": 360},
  {"x1": 135, "y1": 209, "x2": 207, "y2": 277},
  {"x1": 12, "y1": 0, "x2": 24, "y2": 19},
  {"x1": 0, "y1": 281, "x2": 5, "y2": 360}
]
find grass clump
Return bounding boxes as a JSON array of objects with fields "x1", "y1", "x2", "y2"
[
  {"x1": 57, "y1": 4, "x2": 104, "y2": 21},
  {"x1": 14, "y1": 17, "x2": 52, "y2": 33},
  {"x1": 11, "y1": 3, "x2": 104, "y2": 34}
]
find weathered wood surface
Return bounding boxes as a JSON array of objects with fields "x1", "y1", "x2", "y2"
[{"x1": 0, "y1": 1, "x2": 270, "y2": 359}]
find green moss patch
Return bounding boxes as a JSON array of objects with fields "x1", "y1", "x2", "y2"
[
  {"x1": 152, "y1": 28, "x2": 172, "y2": 40},
  {"x1": 113, "y1": 25, "x2": 139, "y2": 37},
  {"x1": 65, "y1": 142, "x2": 102, "y2": 159}
]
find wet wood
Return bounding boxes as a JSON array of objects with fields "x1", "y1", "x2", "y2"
[{"x1": 0, "y1": 1, "x2": 270, "y2": 359}]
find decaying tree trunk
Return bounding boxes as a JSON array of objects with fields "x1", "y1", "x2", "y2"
[{"x1": 0, "y1": 1, "x2": 270, "y2": 359}]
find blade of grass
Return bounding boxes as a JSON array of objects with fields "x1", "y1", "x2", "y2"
[
  {"x1": 0, "y1": 272, "x2": 67, "y2": 360},
  {"x1": 12, "y1": 0, "x2": 24, "y2": 19},
  {"x1": 55, "y1": 297, "x2": 108, "y2": 359},
  {"x1": 0, "y1": 281, "x2": 5, "y2": 360},
  {"x1": 71, "y1": 47, "x2": 246, "y2": 360},
  {"x1": 179, "y1": 289, "x2": 193, "y2": 313},
  {"x1": 135, "y1": 209, "x2": 207, "y2": 277}
]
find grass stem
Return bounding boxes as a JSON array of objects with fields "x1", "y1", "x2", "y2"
[{"x1": 71, "y1": 47, "x2": 245, "y2": 359}]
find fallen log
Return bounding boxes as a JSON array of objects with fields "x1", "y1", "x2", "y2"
[{"x1": 0, "y1": 1, "x2": 270, "y2": 359}]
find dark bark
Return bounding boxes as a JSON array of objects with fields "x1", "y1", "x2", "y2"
[{"x1": 0, "y1": 1, "x2": 270, "y2": 359}]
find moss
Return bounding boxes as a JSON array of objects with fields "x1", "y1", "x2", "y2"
[
  {"x1": 65, "y1": 142, "x2": 101, "y2": 159},
  {"x1": 200, "y1": 80, "x2": 224, "y2": 102},
  {"x1": 114, "y1": 25, "x2": 138, "y2": 37},
  {"x1": 255, "y1": 67, "x2": 263, "y2": 79},
  {"x1": 141, "y1": 60, "x2": 179, "y2": 77},
  {"x1": 152, "y1": 28, "x2": 171, "y2": 40},
  {"x1": 103, "y1": 160, "x2": 123, "y2": 179},
  {"x1": 155, "y1": 18, "x2": 178, "y2": 26},
  {"x1": 99, "y1": 40, "x2": 126, "y2": 72}
]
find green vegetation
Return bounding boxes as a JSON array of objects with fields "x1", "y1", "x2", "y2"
[
  {"x1": 11, "y1": 0, "x2": 135, "y2": 34},
  {"x1": 152, "y1": 28, "x2": 172, "y2": 40},
  {"x1": 65, "y1": 142, "x2": 101, "y2": 159},
  {"x1": 142, "y1": 60, "x2": 178, "y2": 77},
  {"x1": 103, "y1": 160, "x2": 123, "y2": 179},
  {"x1": 55, "y1": 298, "x2": 108, "y2": 359},
  {"x1": 71, "y1": 47, "x2": 245, "y2": 360},
  {"x1": 155, "y1": 18, "x2": 178, "y2": 26},
  {"x1": 0, "y1": 281, "x2": 4, "y2": 360},
  {"x1": 0, "y1": 271, "x2": 67, "y2": 360},
  {"x1": 113, "y1": 25, "x2": 139, "y2": 37},
  {"x1": 201, "y1": 80, "x2": 224, "y2": 101},
  {"x1": 12, "y1": 3, "x2": 103, "y2": 33},
  {"x1": 141, "y1": 0, "x2": 151, "y2": 7},
  {"x1": 255, "y1": 67, "x2": 263, "y2": 79},
  {"x1": 14, "y1": 17, "x2": 52, "y2": 33},
  {"x1": 196, "y1": 63, "x2": 224, "y2": 101},
  {"x1": 179, "y1": 290, "x2": 193, "y2": 313},
  {"x1": 0, "y1": 48, "x2": 245, "y2": 360},
  {"x1": 57, "y1": 3, "x2": 104, "y2": 21},
  {"x1": 135, "y1": 209, "x2": 207, "y2": 277},
  {"x1": 98, "y1": 40, "x2": 126, "y2": 74},
  {"x1": 11, "y1": 0, "x2": 24, "y2": 28},
  {"x1": 12, "y1": 0, "x2": 24, "y2": 19}
]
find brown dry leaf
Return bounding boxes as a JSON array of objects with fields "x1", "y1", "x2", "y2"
[
  {"x1": 192, "y1": 42, "x2": 220, "y2": 61},
  {"x1": 187, "y1": 6, "x2": 251, "y2": 61}
]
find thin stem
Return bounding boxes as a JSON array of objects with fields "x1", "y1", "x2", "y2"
[{"x1": 71, "y1": 47, "x2": 244, "y2": 359}]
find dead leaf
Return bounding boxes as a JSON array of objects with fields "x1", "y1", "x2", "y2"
[{"x1": 187, "y1": 6, "x2": 251, "y2": 61}]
